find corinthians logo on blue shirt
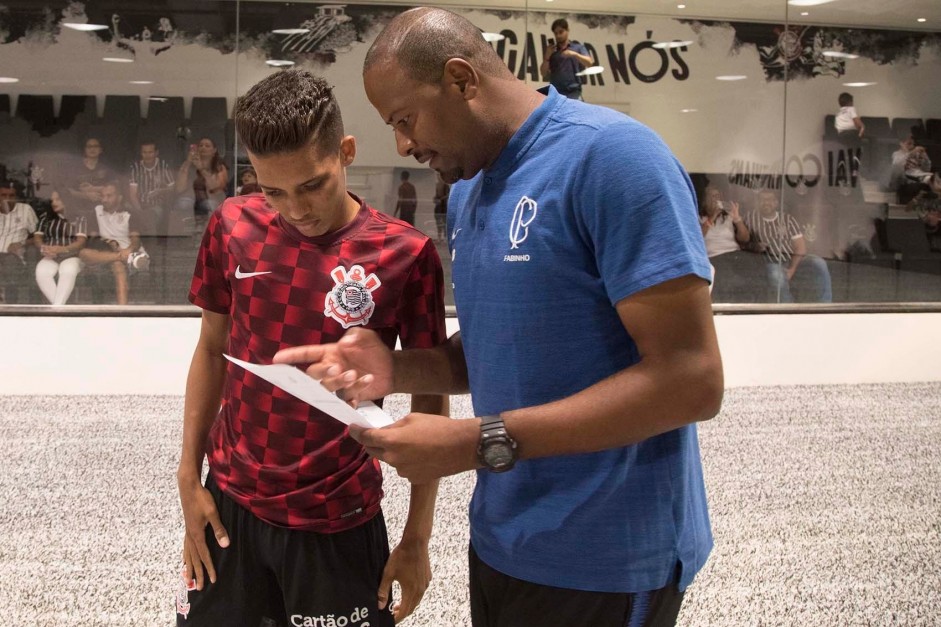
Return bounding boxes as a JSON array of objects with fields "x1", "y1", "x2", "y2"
[
  {"x1": 324, "y1": 264, "x2": 381, "y2": 328},
  {"x1": 505, "y1": 195, "x2": 537, "y2": 262}
]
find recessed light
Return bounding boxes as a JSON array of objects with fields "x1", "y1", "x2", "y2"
[
  {"x1": 653, "y1": 40, "x2": 694, "y2": 49},
  {"x1": 62, "y1": 23, "x2": 109, "y2": 31},
  {"x1": 801, "y1": 11, "x2": 810, "y2": 16},
  {"x1": 149, "y1": 97, "x2": 168, "y2": 102},
  {"x1": 129, "y1": 80, "x2": 154, "y2": 85},
  {"x1": 917, "y1": 18, "x2": 927, "y2": 23},
  {"x1": 842, "y1": 82, "x2": 877, "y2": 87},
  {"x1": 822, "y1": 51, "x2": 859, "y2": 59},
  {"x1": 272, "y1": 28, "x2": 310, "y2": 35},
  {"x1": 677, "y1": 4, "x2": 686, "y2": 8},
  {"x1": 681, "y1": 109, "x2": 698, "y2": 113},
  {"x1": 787, "y1": 0, "x2": 837, "y2": 6},
  {"x1": 266, "y1": 59, "x2": 295, "y2": 67},
  {"x1": 103, "y1": 57, "x2": 134, "y2": 63},
  {"x1": 0, "y1": 77, "x2": 19, "y2": 83},
  {"x1": 716, "y1": 75, "x2": 748, "y2": 81},
  {"x1": 481, "y1": 32, "x2": 506, "y2": 43}
]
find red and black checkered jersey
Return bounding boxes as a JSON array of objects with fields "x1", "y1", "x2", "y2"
[{"x1": 189, "y1": 192, "x2": 447, "y2": 532}]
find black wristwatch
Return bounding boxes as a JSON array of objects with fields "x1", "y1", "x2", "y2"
[{"x1": 477, "y1": 414, "x2": 518, "y2": 473}]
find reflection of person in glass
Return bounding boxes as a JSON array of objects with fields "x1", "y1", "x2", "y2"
[
  {"x1": 433, "y1": 172, "x2": 449, "y2": 242},
  {"x1": 745, "y1": 189, "x2": 832, "y2": 303},
  {"x1": 394, "y1": 170, "x2": 417, "y2": 225},
  {"x1": 540, "y1": 18, "x2": 594, "y2": 100}
]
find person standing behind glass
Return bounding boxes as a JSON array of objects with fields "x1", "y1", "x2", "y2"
[
  {"x1": 433, "y1": 172, "x2": 449, "y2": 242},
  {"x1": 33, "y1": 190, "x2": 87, "y2": 306},
  {"x1": 174, "y1": 137, "x2": 229, "y2": 230},
  {"x1": 540, "y1": 18, "x2": 594, "y2": 100}
]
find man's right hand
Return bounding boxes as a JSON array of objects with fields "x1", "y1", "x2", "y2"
[
  {"x1": 273, "y1": 327, "x2": 394, "y2": 404},
  {"x1": 178, "y1": 479, "x2": 229, "y2": 590}
]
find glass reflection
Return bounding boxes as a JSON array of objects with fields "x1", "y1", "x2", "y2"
[{"x1": 0, "y1": 1, "x2": 938, "y2": 308}]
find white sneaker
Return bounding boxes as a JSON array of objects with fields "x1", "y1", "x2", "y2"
[{"x1": 127, "y1": 250, "x2": 151, "y2": 274}]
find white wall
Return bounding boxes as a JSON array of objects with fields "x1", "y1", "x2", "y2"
[{"x1": 3, "y1": 313, "x2": 940, "y2": 395}]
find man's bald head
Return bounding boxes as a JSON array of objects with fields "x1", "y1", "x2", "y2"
[{"x1": 363, "y1": 7, "x2": 511, "y2": 83}]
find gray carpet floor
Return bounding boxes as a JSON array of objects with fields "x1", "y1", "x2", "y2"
[{"x1": 1, "y1": 383, "x2": 939, "y2": 626}]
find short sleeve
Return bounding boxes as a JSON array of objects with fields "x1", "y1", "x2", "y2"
[
  {"x1": 188, "y1": 211, "x2": 232, "y2": 314},
  {"x1": 395, "y1": 239, "x2": 447, "y2": 350},
  {"x1": 574, "y1": 122, "x2": 712, "y2": 304}
]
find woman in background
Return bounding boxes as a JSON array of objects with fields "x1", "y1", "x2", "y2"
[
  {"x1": 175, "y1": 137, "x2": 229, "y2": 228},
  {"x1": 33, "y1": 190, "x2": 87, "y2": 305}
]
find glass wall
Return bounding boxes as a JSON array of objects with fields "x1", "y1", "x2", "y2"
[{"x1": 0, "y1": 0, "x2": 938, "y2": 308}]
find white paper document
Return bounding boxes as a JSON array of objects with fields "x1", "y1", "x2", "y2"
[{"x1": 224, "y1": 354, "x2": 394, "y2": 429}]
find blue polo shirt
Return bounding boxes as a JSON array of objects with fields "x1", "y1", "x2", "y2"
[{"x1": 448, "y1": 87, "x2": 713, "y2": 593}]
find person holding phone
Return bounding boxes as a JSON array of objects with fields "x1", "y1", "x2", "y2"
[
  {"x1": 539, "y1": 18, "x2": 594, "y2": 100},
  {"x1": 174, "y1": 137, "x2": 229, "y2": 233}
]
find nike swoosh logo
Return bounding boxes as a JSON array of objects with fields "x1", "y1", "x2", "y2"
[{"x1": 234, "y1": 265, "x2": 272, "y2": 279}]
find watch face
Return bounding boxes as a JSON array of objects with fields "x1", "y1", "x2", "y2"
[{"x1": 483, "y1": 441, "x2": 516, "y2": 471}]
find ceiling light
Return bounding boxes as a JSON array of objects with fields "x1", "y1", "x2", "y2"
[
  {"x1": 103, "y1": 57, "x2": 134, "y2": 63},
  {"x1": 842, "y1": 82, "x2": 877, "y2": 87},
  {"x1": 801, "y1": 12, "x2": 810, "y2": 16},
  {"x1": 917, "y1": 18, "x2": 927, "y2": 23},
  {"x1": 677, "y1": 4, "x2": 686, "y2": 8},
  {"x1": 822, "y1": 51, "x2": 859, "y2": 59},
  {"x1": 266, "y1": 59, "x2": 295, "y2": 67},
  {"x1": 787, "y1": 0, "x2": 837, "y2": 6},
  {"x1": 681, "y1": 109, "x2": 698, "y2": 113},
  {"x1": 129, "y1": 80, "x2": 154, "y2": 84},
  {"x1": 271, "y1": 28, "x2": 310, "y2": 35},
  {"x1": 481, "y1": 32, "x2": 506, "y2": 43},
  {"x1": 716, "y1": 75, "x2": 748, "y2": 81},
  {"x1": 653, "y1": 40, "x2": 694, "y2": 49},
  {"x1": 62, "y1": 23, "x2": 109, "y2": 31},
  {"x1": 0, "y1": 77, "x2": 19, "y2": 83},
  {"x1": 149, "y1": 97, "x2": 168, "y2": 102}
]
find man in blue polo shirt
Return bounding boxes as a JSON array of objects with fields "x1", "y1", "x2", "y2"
[
  {"x1": 276, "y1": 7, "x2": 724, "y2": 627},
  {"x1": 540, "y1": 18, "x2": 595, "y2": 99}
]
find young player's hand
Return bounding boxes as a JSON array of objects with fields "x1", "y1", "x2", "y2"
[
  {"x1": 179, "y1": 481, "x2": 230, "y2": 590},
  {"x1": 379, "y1": 536, "x2": 432, "y2": 622},
  {"x1": 273, "y1": 327, "x2": 395, "y2": 404}
]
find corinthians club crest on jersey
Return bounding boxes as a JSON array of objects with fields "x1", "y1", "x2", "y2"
[{"x1": 325, "y1": 264, "x2": 381, "y2": 329}]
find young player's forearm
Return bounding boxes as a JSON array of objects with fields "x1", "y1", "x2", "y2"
[
  {"x1": 400, "y1": 393, "x2": 448, "y2": 542},
  {"x1": 393, "y1": 333, "x2": 468, "y2": 395},
  {"x1": 178, "y1": 345, "x2": 227, "y2": 485}
]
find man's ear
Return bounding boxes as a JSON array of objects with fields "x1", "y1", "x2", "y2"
[
  {"x1": 443, "y1": 58, "x2": 479, "y2": 100},
  {"x1": 339, "y1": 135, "x2": 356, "y2": 166}
]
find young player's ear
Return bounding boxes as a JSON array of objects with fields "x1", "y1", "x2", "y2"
[{"x1": 339, "y1": 135, "x2": 356, "y2": 166}]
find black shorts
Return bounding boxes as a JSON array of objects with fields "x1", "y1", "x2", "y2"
[
  {"x1": 176, "y1": 475, "x2": 395, "y2": 627},
  {"x1": 469, "y1": 544, "x2": 684, "y2": 627}
]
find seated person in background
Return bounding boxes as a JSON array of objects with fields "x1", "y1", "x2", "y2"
[
  {"x1": 129, "y1": 140, "x2": 176, "y2": 236},
  {"x1": 235, "y1": 167, "x2": 256, "y2": 194},
  {"x1": 699, "y1": 184, "x2": 764, "y2": 302},
  {"x1": 62, "y1": 137, "x2": 113, "y2": 217},
  {"x1": 746, "y1": 188, "x2": 832, "y2": 303},
  {"x1": 908, "y1": 189, "x2": 941, "y2": 251},
  {"x1": 903, "y1": 142, "x2": 941, "y2": 193},
  {"x1": 33, "y1": 190, "x2": 87, "y2": 306},
  {"x1": 79, "y1": 181, "x2": 148, "y2": 305},
  {"x1": 174, "y1": 137, "x2": 229, "y2": 230},
  {"x1": 0, "y1": 184, "x2": 38, "y2": 304}
]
